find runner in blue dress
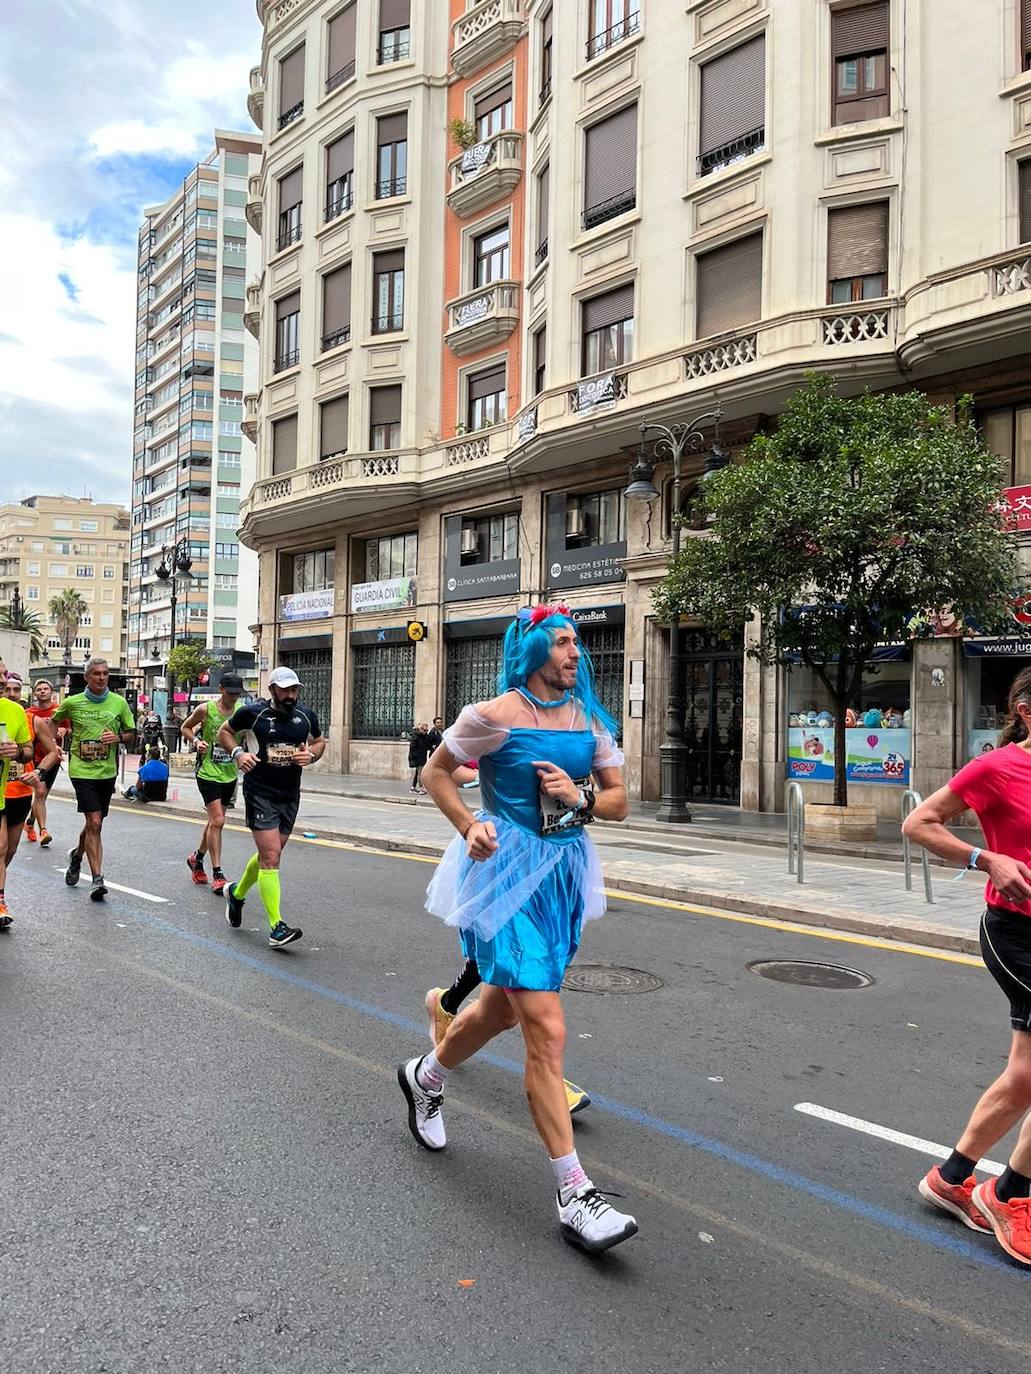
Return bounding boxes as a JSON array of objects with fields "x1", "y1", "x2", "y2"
[{"x1": 396, "y1": 604, "x2": 639, "y2": 1254}]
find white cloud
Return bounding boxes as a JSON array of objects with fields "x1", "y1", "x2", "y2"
[{"x1": 87, "y1": 120, "x2": 206, "y2": 160}]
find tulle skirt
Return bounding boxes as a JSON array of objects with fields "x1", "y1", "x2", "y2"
[{"x1": 425, "y1": 813, "x2": 606, "y2": 991}]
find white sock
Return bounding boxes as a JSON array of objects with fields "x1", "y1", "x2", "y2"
[
  {"x1": 551, "y1": 1149, "x2": 589, "y2": 1202},
  {"x1": 416, "y1": 1050, "x2": 448, "y2": 1092}
]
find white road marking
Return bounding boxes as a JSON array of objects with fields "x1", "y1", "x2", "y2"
[
  {"x1": 795, "y1": 1102, "x2": 1004, "y2": 1176},
  {"x1": 52, "y1": 868, "x2": 169, "y2": 904}
]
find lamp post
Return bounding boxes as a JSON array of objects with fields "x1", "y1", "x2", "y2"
[
  {"x1": 155, "y1": 538, "x2": 193, "y2": 754},
  {"x1": 624, "y1": 410, "x2": 727, "y2": 823}
]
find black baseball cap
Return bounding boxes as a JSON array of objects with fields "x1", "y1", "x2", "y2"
[{"x1": 219, "y1": 672, "x2": 245, "y2": 694}]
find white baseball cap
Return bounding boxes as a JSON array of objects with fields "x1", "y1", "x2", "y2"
[{"x1": 268, "y1": 666, "x2": 301, "y2": 689}]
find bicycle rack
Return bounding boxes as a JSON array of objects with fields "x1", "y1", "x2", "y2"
[
  {"x1": 901, "y1": 789, "x2": 934, "y2": 905},
  {"x1": 786, "y1": 781, "x2": 805, "y2": 884}
]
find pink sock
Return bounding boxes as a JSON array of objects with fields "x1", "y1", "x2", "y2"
[{"x1": 551, "y1": 1149, "x2": 589, "y2": 1201}]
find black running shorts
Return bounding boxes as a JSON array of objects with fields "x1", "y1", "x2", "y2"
[
  {"x1": 243, "y1": 786, "x2": 299, "y2": 836},
  {"x1": 197, "y1": 776, "x2": 237, "y2": 808},
  {"x1": 71, "y1": 775, "x2": 117, "y2": 818},
  {"x1": 2, "y1": 794, "x2": 33, "y2": 828},
  {"x1": 980, "y1": 905, "x2": 1031, "y2": 1032}
]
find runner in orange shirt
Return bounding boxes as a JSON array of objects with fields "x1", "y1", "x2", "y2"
[{"x1": 2, "y1": 674, "x2": 59, "y2": 923}]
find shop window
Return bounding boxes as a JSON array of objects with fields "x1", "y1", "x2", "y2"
[
  {"x1": 981, "y1": 403, "x2": 1031, "y2": 488},
  {"x1": 786, "y1": 656, "x2": 911, "y2": 787}
]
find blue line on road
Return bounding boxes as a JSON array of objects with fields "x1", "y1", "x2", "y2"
[{"x1": 42, "y1": 880, "x2": 1028, "y2": 1279}]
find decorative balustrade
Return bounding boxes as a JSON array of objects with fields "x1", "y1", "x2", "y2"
[
  {"x1": 447, "y1": 132, "x2": 523, "y2": 218},
  {"x1": 362, "y1": 455, "x2": 400, "y2": 478},
  {"x1": 992, "y1": 254, "x2": 1031, "y2": 297},
  {"x1": 445, "y1": 436, "x2": 490, "y2": 468},
  {"x1": 260, "y1": 476, "x2": 292, "y2": 502},
  {"x1": 821, "y1": 309, "x2": 890, "y2": 346},
  {"x1": 683, "y1": 334, "x2": 758, "y2": 379},
  {"x1": 311, "y1": 460, "x2": 345, "y2": 488},
  {"x1": 452, "y1": 0, "x2": 524, "y2": 76}
]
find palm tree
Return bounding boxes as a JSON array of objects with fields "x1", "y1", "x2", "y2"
[
  {"x1": 0, "y1": 601, "x2": 46, "y2": 662},
  {"x1": 48, "y1": 589, "x2": 89, "y2": 666}
]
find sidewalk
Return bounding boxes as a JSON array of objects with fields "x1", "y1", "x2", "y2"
[{"x1": 67, "y1": 760, "x2": 987, "y2": 956}]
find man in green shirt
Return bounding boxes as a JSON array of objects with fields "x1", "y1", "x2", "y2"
[
  {"x1": 181, "y1": 671, "x2": 245, "y2": 896},
  {"x1": 0, "y1": 658, "x2": 34, "y2": 928},
  {"x1": 54, "y1": 658, "x2": 136, "y2": 901}
]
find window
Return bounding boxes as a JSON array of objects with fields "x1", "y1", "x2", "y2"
[
  {"x1": 73, "y1": 635, "x2": 91, "y2": 652},
  {"x1": 216, "y1": 543, "x2": 240, "y2": 559},
  {"x1": 320, "y1": 394, "x2": 349, "y2": 459},
  {"x1": 832, "y1": 2, "x2": 889, "y2": 125},
  {"x1": 100, "y1": 612, "x2": 114, "y2": 628},
  {"x1": 540, "y1": 8, "x2": 553, "y2": 103},
  {"x1": 365, "y1": 530, "x2": 417, "y2": 581},
  {"x1": 219, "y1": 421, "x2": 242, "y2": 436},
  {"x1": 218, "y1": 483, "x2": 240, "y2": 497},
  {"x1": 26, "y1": 585, "x2": 39, "y2": 601},
  {"x1": 217, "y1": 512, "x2": 239, "y2": 529},
  {"x1": 102, "y1": 588, "x2": 115, "y2": 603},
  {"x1": 327, "y1": 4, "x2": 357, "y2": 91},
  {"x1": 535, "y1": 165, "x2": 549, "y2": 266},
  {"x1": 292, "y1": 547, "x2": 335, "y2": 592},
  {"x1": 474, "y1": 81, "x2": 513, "y2": 142},
  {"x1": 460, "y1": 512, "x2": 518, "y2": 565},
  {"x1": 532, "y1": 323, "x2": 547, "y2": 396},
  {"x1": 583, "y1": 104, "x2": 637, "y2": 230},
  {"x1": 272, "y1": 414, "x2": 298, "y2": 475},
  {"x1": 698, "y1": 34, "x2": 766, "y2": 175},
  {"x1": 982, "y1": 405, "x2": 1031, "y2": 488},
  {"x1": 1024, "y1": 0, "x2": 1031, "y2": 71},
  {"x1": 467, "y1": 363, "x2": 507, "y2": 431},
  {"x1": 103, "y1": 565, "x2": 115, "y2": 578},
  {"x1": 277, "y1": 166, "x2": 303, "y2": 251},
  {"x1": 827, "y1": 201, "x2": 888, "y2": 302},
  {"x1": 352, "y1": 643, "x2": 415, "y2": 739},
  {"x1": 53, "y1": 518, "x2": 71, "y2": 531},
  {"x1": 372, "y1": 250, "x2": 405, "y2": 332},
  {"x1": 325, "y1": 130, "x2": 354, "y2": 220},
  {"x1": 215, "y1": 575, "x2": 238, "y2": 591},
  {"x1": 322, "y1": 262, "x2": 352, "y2": 350},
  {"x1": 192, "y1": 421, "x2": 213, "y2": 441},
  {"x1": 75, "y1": 564, "x2": 95, "y2": 578},
  {"x1": 376, "y1": 113, "x2": 408, "y2": 198},
  {"x1": 79, "y1": 519, "x2": 99, "y2": 532},
  {"x1": 473, "y1": 224, "x2": 510, "y2": 286},
  {"x1": 278, "y1": 44, "x2": 305, "y2": 129},
  {"x1": 274, "y1": 291, "x2": 300, "y2": 371},
  {"x1": 564, "y1": 488, "x2": 625, "y2": 547},
  {"x1": 581, "y1": 283, "x2": 634, "y2": 375},
  {"x1": 370, "y1": 385, "x2": 402, "y2": 449},
  {"x1": 695, "y1": 232, "x2": 763, "y2": 339},
  {"x1": 27, "y1": 561, "x2": 40, "y2": 576},
  {"x1": 587, "y1": 0, "x2": 640, "y2": 61},
  {"x1": 1021, "y1": 161, "x2": 1031, "y2": 244},
  {"x1": 49, "y1": 563, "x2": 68, "y2": 576},
  {"x1": 378, "y1": 0, "x2": 410, "y2": 63}
]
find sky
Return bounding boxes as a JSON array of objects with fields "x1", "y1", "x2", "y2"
[{"x1": 0, "y1": 0, "x2": 261, "y2": 508}]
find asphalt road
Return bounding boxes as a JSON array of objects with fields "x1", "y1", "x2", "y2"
[{"x1": 3, "y1": 795, "x2": 1030, "y2": 1374}]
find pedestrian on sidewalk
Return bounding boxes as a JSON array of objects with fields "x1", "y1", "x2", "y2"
[
  {"x1": 181, "y1": 671, "x2": 244, "y2": 895},
  {"x1": 426, "y1": 716, "x2": 444, "y2": 755},
  {"x1": 904, "y1": 664, "x2": 1031, "y2": 1265},
  {"x1": 396, "y1": 604, "x2": 639, "y2": 1254},
  {"x1": 407, "y1": 722, "x2": 431, "y2": 793}
]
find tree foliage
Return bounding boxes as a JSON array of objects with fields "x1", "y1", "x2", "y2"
[
  {"x1": 166, "y1": 640, "x2": 220, "y2": 686},
  {"x1": 0, "y1": 604, "x2": 46, "y2": 662},
  {"x1": 653, "y1": 375, "x2": 1024, "y2": 805},
  {"x1": 47, "y1": 589, "x2": 89, "y2": 659}
]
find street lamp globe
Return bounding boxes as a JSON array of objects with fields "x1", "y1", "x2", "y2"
[{"x1": 624, "y1": 445, "x2": 660, "y2": 503}]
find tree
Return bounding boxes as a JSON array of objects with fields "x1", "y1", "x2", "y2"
[
  {"x1": 0, "y1": 603, "x2": 46, "y2": 662},
  {"x1": 653, "y1": 375, "x2": 1024, "y2": 808},
  {"x1": 47, "y1": 589, "x2": 88, "y2": 665},
  {"x1": 166, "y1": 640, "x2": 220, "y2": 687}
]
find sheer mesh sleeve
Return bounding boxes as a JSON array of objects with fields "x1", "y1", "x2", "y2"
[
  {"x1": 592, "y1": 728, "x2": 625, "y2": 770},
  {"x1": 441, "y1": 705, "x2": 511, "y2": 764}
]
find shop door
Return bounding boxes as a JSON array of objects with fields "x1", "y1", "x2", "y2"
[
  {"x1": 445, "y1": 636, "x2": 504, "y2": 725},
  {"x1": 280, "y1": 648, "x2": 332, "y2": 727},
  {"x1": 683, "y1": 630, "x2": 743, "y2": 804},
  {"x1": 579, "y1": 624, "x2": 625, "y2": 734}
]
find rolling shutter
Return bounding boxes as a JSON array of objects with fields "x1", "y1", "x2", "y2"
[
  {"x1": 272, "y1": 415, "x2": 298, "y2": 474},
  {"x1": 827, "y1": 201, "x2": 888, "y2": 279},
  {"x1": 278, "y1": 166, "x2": 303, "y2": 213},
  {"x1": 377, "y1": 112, "x2": 408, "y2": 146},
  {"x1": 380, "y1": 0, "x2": 410, "y2": 29},
  {"x1": 699, "y1": 35, "x2": 765, "y2": 158},
  {"x1": 582, "y1": 283, "x2": 634, "y2": 334},
  {"x1": 328, "y1": 5, "x2": 357, "y2": 75},
  {"x1": 322, "y1": 264, "x2": 351, "y2": 334},
  {"x1": 1021, "y1": 162, "x2": 1031, "y2": 244},
  {"x1": 278, "y1": 45, "x2": 305, "y2": 116},
  {"x1": 275, "y1": 290, "x2": 300, "y2": 325},
  {"x1": 469, "y1": 364, "x2": 506, "y2": 401},
  {"x1": 584, "y1": 105, "x2": 638, "y2": 212},
  {"x1": 320, "y1": 395, "x2": 349, "y2": 458},
  {"x1": 370, "y1": 385, "x2": 402, "y2": 425},
  {"x1": 832, "y1": 2, "x2": 888, "y2": 58},
  {"x1": 696, "y1": 232, "x2": 763, "y2": 338}
]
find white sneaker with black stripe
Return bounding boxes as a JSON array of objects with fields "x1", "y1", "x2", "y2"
[
  {"x1": 557, "y1": 1183, "x2": 638, "y2": 1254},
  {"x1": 397, "y1": 1056, "x2": 446, "y2": 1151}
]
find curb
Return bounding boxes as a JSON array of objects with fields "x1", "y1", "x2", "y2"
[{"x1": 100, "y1": 797, "x2": 979, "y2": 958}]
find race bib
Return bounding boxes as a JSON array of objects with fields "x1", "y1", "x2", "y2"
[
  {"x1": 210, "y1": 744, "x2": 233, "y2": 765},
  {"x1": 79, "y1": 739, "x2": 110, "y2": 762},
  {"x1": 538, "y1": 776, "x2": 592, "y2": 837},
  {"x1": 7, "y1": 761, "x2": 24, "y2": 781},
  {"x1": 267, "y1": 743, "x2": 299, "y2": 767}
]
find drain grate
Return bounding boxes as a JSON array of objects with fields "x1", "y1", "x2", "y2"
[
  {"x1": 747, "y1": 959, "x2": 874, "y2": 990},
  {"x1": 562, "y1": 964, "x2": 664, "y2": 994}
]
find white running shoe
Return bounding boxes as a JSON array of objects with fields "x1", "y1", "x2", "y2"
[
  {"x1": 397, "y1": 1056, "x2": 446, "y2": 1151},
  {"x1": 557, "y1": 1183, "x2": 639, "y2": 1254}
]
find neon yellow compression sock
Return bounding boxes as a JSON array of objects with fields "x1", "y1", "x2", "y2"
[
  {"x1": 233, "y1": 852, "x2": 260, "y2": 898},
  {"x1": 257, "y1": 867, "x2": 283, "y2": 929}
]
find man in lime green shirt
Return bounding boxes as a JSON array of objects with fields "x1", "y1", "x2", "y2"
[
  {"x1": 0, "y1": 658, "x2": 34, "y2": 927},
  {"x1": 54, "y1": 658, "x2": 136, "y2": 901},
  {"x1": 181, "y1": 671, "x2": 245, "y2": 895}
]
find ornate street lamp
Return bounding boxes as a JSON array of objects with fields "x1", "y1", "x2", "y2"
[{"x1": 154, "y1": 538, "x2": 194, "y2": 752}]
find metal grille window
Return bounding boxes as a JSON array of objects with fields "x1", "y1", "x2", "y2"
[
  {"x1": 827, "y1": 201, "x2": 888, "y2": 302},
  {"x1": 278, "y1": 45, "x2": 305, "y2": 129},
  {"x1": 578, "y1": 625, "x2": 624, "y2": 732},
  {"x1": 460, "y1": 512, "x2": 518, "y2": 566},
  {"x1": 581, "y1": 284, "x2": 634, "y2": 375},
  {"x1": 320, "y1": 394, "x2": 349, "y2": 459},
  {"x1": 352, "y1": 643, "x2": 415, "y2": 738},
  {"x1": 565, "y1": 488, "x2": 625, "y2": 548},
  {"x1": 274, "y1": 291, "x2": 300, "y2": 371},
  {"x1": 372, "y1": 250, "x2": 405, "y2": 333},
  {"x1": 378, "y1": 0, "x2": 411, "y2": 63},
  {"x1": 370, "y1": 384, "x2": 402, "y2": 450},
  {"x1": 467, "y1": 363, "x2": 507, "y2": 431},
  {"x1": 583, "y1": 105, "x2": 637, "y2": 230},
  {"x1": 277, "y1": 166, "x2": 303, "y2": 251},
  {"x1": 445, "y1": 636, "x2": 504, "y2": 725},
  {"x1": 695, "y1": 232, "x2": 762, "y2": 339},
  {"x1": 365, "y1": 530, "x2": 417, "y2": 580},
  {"x1": 1021, "y1": 161, "x2": 1031, "y2": 244},
  {"x1": 587, "y1": 0, "x2": 640, "y2": 61},
  {"x1": 473, "y1": 224, "x2": 510, "y2": 286},
  {"x1": 322, "y1": 263, "x2": 352, "y2": 350},
  {"x1": 376, "y1": 114, "x2": 408, "y2": 198},
  {"x1": 280, "y1": 648, "x2": 332, "y2": 728},
  {"x1": 326, "y1": 4, "x2": 357, "y2": 91},
  {"x1": 475, "y1": 81, "x2": 513, "y2": 141},
  {"x1": 540, "y1": 8, "x2": 553, "y2": 103},
  {"x1": 325, "y1": 131, "x2": 354, "y2": 220},
  {"x1": 698, "y1": 35, "x2": 765, "y2": 175},
  {"x1": 832, "y1": 2, "x2": 889, "y2": 125}
]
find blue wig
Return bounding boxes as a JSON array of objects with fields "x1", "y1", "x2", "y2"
[{"x1": 498, "y1": 607, "x2": 619, "y2": 735}]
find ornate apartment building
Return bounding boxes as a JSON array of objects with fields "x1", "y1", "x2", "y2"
[{"x1": 241, "y1": 0, "x2": 1031, "y2": 815}]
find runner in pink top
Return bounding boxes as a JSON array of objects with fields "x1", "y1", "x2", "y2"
[{"x1": 903, "y1": 664, "x2": 1031, "y2": 1264}]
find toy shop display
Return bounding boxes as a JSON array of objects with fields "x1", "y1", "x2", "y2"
[{"x1": 787, "y1": 702, "x2": 911, "y2": 786}]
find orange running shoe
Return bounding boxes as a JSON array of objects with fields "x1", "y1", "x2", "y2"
[
  {"x1": 918, "y1": 1166, "x2": 991, "y2": 1231},
  {"x1": 24, "y1": 825, "x2": 37, "y2": 843},
  {"x1": 424, "y1": 987, "x2": 454, "y2": 1046},
  {"x1": 972, "y1": 1178, "x2": 1031, "y2": 1264},
  {"x1": 0, "y1": 898, "x2": 11, "y2": 930},
  {"x1": 186, "y1": 852, "x2": 208, "y2": 885},
  {"x1": 39, "y1": 829, "x2": 53, "y2": 848}
]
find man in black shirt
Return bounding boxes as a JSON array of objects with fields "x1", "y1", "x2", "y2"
[{"x1": 217, "y1": 666, "x2": 326, "y2": 948}]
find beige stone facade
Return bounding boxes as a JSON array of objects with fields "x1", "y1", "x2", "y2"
[{"x1": 241, "y1": 0, "x2": 1031, "y2": 816}]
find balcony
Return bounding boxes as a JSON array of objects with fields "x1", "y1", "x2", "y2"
[
  {"x1": 447, "y1": 132, "x2": 523, "y2": 219},
  {"x1": 586, "y1": 7, "x2": 640, "y2": 62},
  {"x1": 242, "y1": 393, "x2": 260, "y2": 443},
  {"x1": 452, "y1": 0, "x2": 524, "y2": 77},
  {"x1": 444, "y1": 280, "x2": 519, "y2": 356},
  {"x1": 567, "y1": 369, "x2": 629, "y2": 415},
  {"x1": 247, "y1": 65, "x2": 264, "y2": 128},
  {"x1": 244, "y1": 278, "x2": 262, "y2": 339},
  {"x1": 245, "y1": 174, "x2": 263, "y2": 234}
]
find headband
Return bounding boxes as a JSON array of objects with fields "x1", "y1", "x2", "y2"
[{"x1": 515, "y1": 603, "x2": 572, "y2": 629}]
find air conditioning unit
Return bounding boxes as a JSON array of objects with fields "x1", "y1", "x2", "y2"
[
  {"x1": 565, "y1": 504, "x2": 585, "y2": 539},
  {"x1": 460, "y1": 526, "x2": 479, "y2": 556}
]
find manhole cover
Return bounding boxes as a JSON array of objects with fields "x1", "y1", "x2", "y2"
[
  {"x1": 562, "y1": 964, "x2": 663, "y2": 994},
  {"x1": 747, "y1": 959, "x2": 874, "y2": 990}
]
